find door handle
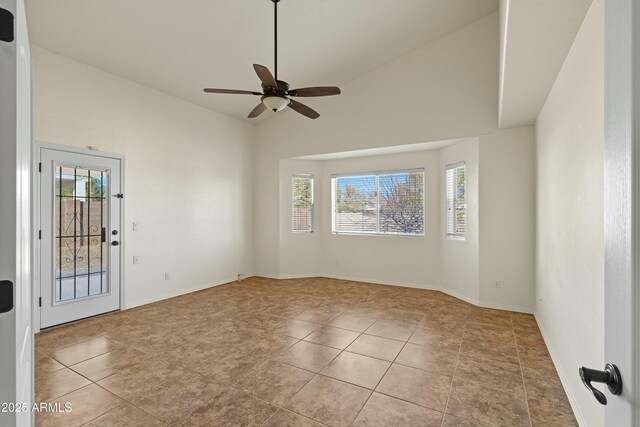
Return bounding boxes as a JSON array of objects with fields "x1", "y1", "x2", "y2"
[
  {"x1": 579, "y1": 363, "x2": 622, "y2": 405},
  {"x1": 0, "y1": 8, "x2": 14, "y2": 43},
  {"x1": 0, "y1": 280, "x2": 13, "y2": 313}
]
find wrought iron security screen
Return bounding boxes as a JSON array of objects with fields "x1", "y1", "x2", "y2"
[{"x1": 54, "y1": 165, "x2": 109, "y2": 302}]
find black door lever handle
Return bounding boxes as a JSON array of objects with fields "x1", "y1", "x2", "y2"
[{"x1": 579, "y1": 363, "x2": 622, "y2": 405}]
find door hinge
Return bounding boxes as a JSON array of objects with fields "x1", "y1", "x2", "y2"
[
  {"x1": 38, "y1": 230, "x2": 41, "y2": 240},
  {"x1": 38, "y1": 297, "x2": 41, "y2": 307},
  {"x1": 38, "y1": 162, "x2": 42, "y2": 172}
]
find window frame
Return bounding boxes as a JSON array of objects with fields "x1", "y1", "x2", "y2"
[
  {"x1": 292, "y1": 174, "x2": 314, "y2": 233},
  {"x1": 331, "y1": 168, "x2": 425, "y2": 237},
  {"x1": 445, "y1": 161, "x2": 466, "y2": 240}
]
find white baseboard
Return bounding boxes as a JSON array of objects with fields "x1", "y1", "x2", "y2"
[
  {"x1": 262, "y1": 273, "x2": 533, "y2": 314},
  {"x1": 276, "y1": 273, "x2": 324, "y2": 280},
  {"x1": 535, "y1": 318, "x2": 587, "y2": 427},
  {"x1": 321, "y1": 274, "x2": 441, "y2": 292},
  {"x1": 123, "y1": 272, "x2": 532, "y2": 317},
  {"x1": 124, "y1": 274, "x2": 253, "y2": 310},
  {"x1": 477, "y1": 300, "x2": 534, "y2": 314}
]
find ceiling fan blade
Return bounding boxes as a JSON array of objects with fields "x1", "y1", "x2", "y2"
[
  {"x1": 289, "y1": 99, "x2": 320, "y2": 119},
  {"x1": 253, "y1": 64, "x2": 278, "y2": 88},
  {"x1": 204, "y1": 88, "x2": 262, "y2": 95},
  {"x1": 248, "y1": 102, "x2": 267, "y2": 118},
  {"x1": 290, "y1": 86, "x2": 341, "y2": 97}
]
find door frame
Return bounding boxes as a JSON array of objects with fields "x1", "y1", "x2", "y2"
[
  {"x1": 33, "y1": 141, "x2": 126, "y2": 332},
  {"x1": 1, "y1": 0, "x2": 32, "y2": 425},
  {"x1": 604, "y1": 0, "x2": 640, "y2": 424}
]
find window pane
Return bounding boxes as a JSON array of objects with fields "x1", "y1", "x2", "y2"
[
  {"x1": 333, "y1": 171, "x2": 424, "y2": 236},
  {"x1": 293, "y1": 176, "x2": 313, "y2": 232},
  {"x1": 455, "y1": 166, "x2": 466, "y2": 235},
  {"x1": 446, "y1": 163, "x2": 465, "y2": 237},
  {"x1": 335, "y1": 175, "x2": 377, "y2": 233},
  {"x1": 378, "y1": 172, "x2": 424, "y2": 234}
]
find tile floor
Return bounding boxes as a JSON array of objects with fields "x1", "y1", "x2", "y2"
[{"x1": 35, "y1": 277, "x2": 577, "y2": 426}]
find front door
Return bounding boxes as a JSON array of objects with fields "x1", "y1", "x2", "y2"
[{"x1": 39, "y1": 147, "x2": 122, "y2": 328}]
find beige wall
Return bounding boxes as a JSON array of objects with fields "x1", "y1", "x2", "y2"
[
  {"x1": 535, "y1": 0, "x2": 604, "y2": 424},
  {"x1": 319, "y1": 150, "x2": 442, "y2": 288},
  {"x1": 279, "y1": 159, "x2": 324, "y2": 277},
  {"x1": 479, "y1": 127, "x2": 536, "y2": 311},
  {"x1": 32, "y1": 46, "x2": 257, "y2": 309},
  {"x1": 276, "y1": 134, "x2": 535, "y2": 313},
  {"x1": 440, "y1": 139, "x2": 480, "y2": 303},
  {"x1": 255, "y1": 13, "x2": 500, "y2": 277}
]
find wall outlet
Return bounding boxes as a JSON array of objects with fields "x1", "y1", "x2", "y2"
[
  {"x1": 132, "y1": 222, "x2": 139, "y2": 231},
  {"x1": 164, "y1": 272, "x2": 171, "y2": 280},
  {"x1": 237, "y1": 274, "x2": 246, "y2": 282},
  {"x1": 132, "y1": 256, "x2": 139, "y2": 265},
  {"x1": 493, "y1": 280, "x2": 501, "y2": 289}
]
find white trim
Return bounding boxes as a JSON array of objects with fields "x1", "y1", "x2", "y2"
[
  {"x1": 498, "y1": 0, "x2": 511, "y2": 128},
  {"x1": 536, "y1": 319, "x2": 587, "y2": 427},
  {"x1": 32, "y1": 141, "x2": 125, "y2": 332},
  {"x1": 330, "y1": 167, "x2": 425, "y2": 179},
  {"x1": 125, "y1": 275, "x2": 252, "y2": 309},
  {"x1": 271, "y1": 273, "x2": 324, "y2": 280},
  {"x1": 445, "y1": 160, "x2": 465, "y2": 170},
  {"x1": 322, "y1": 274, "x2": 440, "y2": 291},
  {"x1": 476, "y1": 299, "x2": 534, "y2": 314}
]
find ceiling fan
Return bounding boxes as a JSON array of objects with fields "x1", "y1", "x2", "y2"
[{"x1": 203, "y1": 0, "x2": 341, "y2": 119}]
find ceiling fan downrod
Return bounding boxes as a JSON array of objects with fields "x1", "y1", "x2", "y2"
[
  {"x1": 202, "y1": 0, "x2": 340, "y2": 119},
  {"x1": 273, "y1": 0, "x2": 280, "y2": 81}
]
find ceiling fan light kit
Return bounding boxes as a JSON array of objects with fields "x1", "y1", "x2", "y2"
[
  {"x1": 203, "y1": 0, "x2": 341, "y2": 119},
  {"x1": 263, "y1": 96, "x2": 289, "y2": 112}
]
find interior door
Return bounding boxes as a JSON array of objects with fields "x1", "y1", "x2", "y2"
[
  {"x1": 603, "y1": 0, "x2": 638, "y2": 424},
  {"x1": 40, "y1": 147, "x2": 122, "y2": 328},
  {"x1": 0, "y1": 0, "x2": 32, "y2": 426}
]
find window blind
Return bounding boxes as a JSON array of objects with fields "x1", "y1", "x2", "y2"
[
  {"x1": 292, "y1": 175, "x2": 313, "y2": 232},
  {"x1": 332, "y1": 169, "x2": 424, "y2": 236},
  {"x1": 446, "y1": 162, "x2": 466, "y2": 237}
]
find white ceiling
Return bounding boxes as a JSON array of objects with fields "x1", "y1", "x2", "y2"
[
  {"x1": 499, "y1": 0, "x2": 592, "y2": 128},
  {"x1": 25, "y1": 0, "x2": 497, "y2": 124}
]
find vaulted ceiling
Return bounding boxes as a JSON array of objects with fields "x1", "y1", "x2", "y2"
[{"x1": 25, "y1": 0, "x2": 498, "y2": 123}]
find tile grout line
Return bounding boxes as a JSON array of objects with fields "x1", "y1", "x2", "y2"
[
  {"x1": 255, "y1": 313, "x2": 361, "y2": 427},
  {"x1": 37, "y1": 279, "x2": 561, "y2": 426},
  {"x1": 439, "y1": 316, "x2": 466, "y2": 427},
  {"x1": 346, "y1": 320, "x2": 419, "y2": 426},
  {"x1": 512, "y1": 314, "x2": 534, "y2": 427}
]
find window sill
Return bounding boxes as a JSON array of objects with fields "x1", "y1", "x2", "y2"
[
  {"x1": 446, "y1": 235, "x2": 466, "y2": 241},
  {"x1": 332, "y1": 232, "x2": 425, "y2": 238}
]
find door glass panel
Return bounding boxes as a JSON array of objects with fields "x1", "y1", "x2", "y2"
[{"x1": 54, "y1": 165, "x2": 109, "y2": 302}]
